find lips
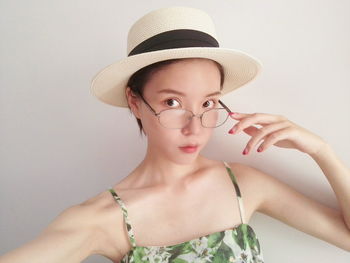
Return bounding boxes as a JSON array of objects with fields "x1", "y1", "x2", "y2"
[
  {"x1": 180, "y1": 144, "x2": 199, "y2": 148},
  {"x1": 179, "y1": 144, "x2": 199, "y2": 153}
]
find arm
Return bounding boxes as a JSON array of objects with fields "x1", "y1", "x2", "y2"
[
  {"x1": 310, "y1": 143, "x2": 350, "y2": 230},
  {"x1": 228, "y1": 112, "x2": 350, "y2": 251},
  {"x1": 232, "y1": 162, "x2": 350, "y2": 252},
  {"x1": 0, "y1": 204, "x2": 102, "y2": 263}
]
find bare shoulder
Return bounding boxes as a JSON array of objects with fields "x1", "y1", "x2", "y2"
[
  {"x1": 35, "y1": 189, "x2": 128, "y2": 262},
  {"x1": 0, "y1": 198, "x2": 118, "y2": 263},
  {"x1": 77, "y1": 189, "x2": 130, "y2": 262},
  {"x1": 226, "y1": 162, "x2": 271, "y2": 216},
  {"x1": 227, "y1": 162, "x2": 350, "y2": 251},
  {"x1": 227, "y1": 161, "x2": 291, "y2": 210}
]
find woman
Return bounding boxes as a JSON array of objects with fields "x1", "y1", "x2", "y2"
[{"x1": 1, "y1": 6, "x2": 349, "y2": 263}]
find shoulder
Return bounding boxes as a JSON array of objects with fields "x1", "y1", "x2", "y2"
[
  {"x1": 226, "y1": 162, "x2": 350, "y2": 252},
  {"x1": 226, "y1": 161, "x2": 305, "y2": 215},
  {"x1": 32, "y1": 193, "x2": 114, "y2": 262},
  {"x1": 43, "y1": 198, "x2": 106, "y2": 242},
  {"x1": 225, "y1": 162, "x2": 275, "y2": 215},
  {"x1": 226, "y1": 161, "x2": 274, "y2": 188},
  {"x1": 62, "y1": 190, "x2": 128, "y2": 262},
  {"x1": 225, "y1": 162, "x2": 264, "y2": 188}
]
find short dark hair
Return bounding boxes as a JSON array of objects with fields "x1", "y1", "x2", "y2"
[{"x1": 126, "y1": 58, "x2": 225, "y2": 137}]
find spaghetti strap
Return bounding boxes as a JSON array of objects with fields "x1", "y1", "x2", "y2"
[
  {"x1": 223, "y1": 161, "x2": 246, "y2": 224},
  {"x1": 108, "y1": 187, "x2": 137, "y2": 248}
]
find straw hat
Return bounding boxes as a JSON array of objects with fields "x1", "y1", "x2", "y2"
[{"x1": 90, "y1": 6, "x2": 263, "y2": 108}]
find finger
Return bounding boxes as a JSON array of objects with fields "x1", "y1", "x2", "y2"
[
  {"x1": 257, "y1": 126, "x2": 293, "y2": 152},
  {"x1": 242, "y1": 126, "x2": 260, "y2": 136},
  {"x1": 229, "y1": 112, "x2": 247, "y2": 119},
  {"x1": 230, "y1": 113, "x2": 287, "y2": 134},
  {"x1": 230, "y1": 112, "x2": 284, "y2": 122},
  {"x1": 243, "y1": 121, "x2": 291, "y2": 154}
]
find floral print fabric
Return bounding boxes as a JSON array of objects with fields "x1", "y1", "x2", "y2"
[{"x1": 108, "y1": 161, "x2": 264, "y2": 263}]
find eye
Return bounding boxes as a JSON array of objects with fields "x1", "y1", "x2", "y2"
[
  {"x1": 203, "y1": 99, "x2": 218, "y2": 108},
  {"x1": 164, "y1": 98, "x2": 181, "y2": 108}
]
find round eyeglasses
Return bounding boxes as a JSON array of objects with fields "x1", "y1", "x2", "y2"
[
  {"x1": 156, "y1": 108, "x2": 230, "y2": 129},
  {"x1": 135, "y1": 91, "x2": 232, "y2": 129}
]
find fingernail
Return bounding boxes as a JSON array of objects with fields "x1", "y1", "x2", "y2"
[
  {"x1": 228, "y1": 127, "x2": 236, "y2": 134},
  {"x1": 257, "y1": 147, "x2": 263, "y2": 152},
  {"x1": 242, "y1": 148, "x2": 248, "y2": 155},
  {"x1": 229, "y1": 112, "x2": 236, "y2": 116}
]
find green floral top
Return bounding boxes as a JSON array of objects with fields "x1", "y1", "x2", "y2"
[{"x1": 108, "y1": 161, "x2": 264, "y2": 263}]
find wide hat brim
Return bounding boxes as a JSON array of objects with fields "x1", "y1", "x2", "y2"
[{"x1": 90, "y1": 46, "x2": 263, "y2": 108}]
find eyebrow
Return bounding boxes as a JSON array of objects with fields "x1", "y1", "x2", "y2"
[{"x1": 157, "y1": 89, "x2": 222, "y2": 97}]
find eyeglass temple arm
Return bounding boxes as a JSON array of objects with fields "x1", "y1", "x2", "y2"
[
  {"x1": 218, "y1": 100, "x2": 232, "y2": 113},
  {"x1": 134, "y1": 90, "x2": 159, "y2": 115}
]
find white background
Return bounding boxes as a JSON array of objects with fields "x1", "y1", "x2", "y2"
[{"x1": 1, "y1": 0, "x2": 349, "y2": 262}]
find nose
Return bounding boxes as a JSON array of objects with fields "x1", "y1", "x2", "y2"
[{"x1": 181, "y1": 113, "x2": 202, "y2": 135}]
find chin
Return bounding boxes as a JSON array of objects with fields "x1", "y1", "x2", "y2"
[{"x1": 168, "y1": 148, "x2": 202, "y2": 165}]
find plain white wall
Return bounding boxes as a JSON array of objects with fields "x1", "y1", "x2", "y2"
[{"x1": 1, "y1": 0, "x2": 349, "y2": 262}]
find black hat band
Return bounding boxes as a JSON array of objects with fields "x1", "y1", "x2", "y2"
[{"x1": 128, "y1": 29, "x2": 219, "y2": 56}]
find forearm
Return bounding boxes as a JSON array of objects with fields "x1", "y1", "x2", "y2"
[
  {"x1": 310, "y1": 142, "x2": 350, "y2": 229},
  {"x1": 0, "y1": 228, "x2": 94, "y2": 263}
]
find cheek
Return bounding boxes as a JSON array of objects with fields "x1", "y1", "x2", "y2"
[
  {"x1": 147, "y1": 128, "x2": 180, "y2": 152},
  {"x1": 202, "y1": 128, "x2": 215, "y2": 142},
  {"x1": 140, "y1": 114, "x2": 175, "y2": 142},
  {"x1": 141, "y1": 114, "x2": 162, "y2": 134}
]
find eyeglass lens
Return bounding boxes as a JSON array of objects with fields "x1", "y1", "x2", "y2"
[{"x1": 158, "y1": 108, "x2": 229, "y2": 129}]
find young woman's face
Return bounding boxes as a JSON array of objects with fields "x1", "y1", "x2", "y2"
[{"x1": 139, "y1": 58, "x2": 222, "y2": 164}]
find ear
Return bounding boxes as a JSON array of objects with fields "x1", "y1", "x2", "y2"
[{"x1": 125, "y1": 87, "x2": 142, "y2": 119}]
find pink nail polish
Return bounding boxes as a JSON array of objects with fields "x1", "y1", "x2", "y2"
[
  {"x1": 242, "y1": 148, "x2": 248, "y2": 155},
  {"x1": 229, "y1": 112, "x2": 236, "y2": 116}
]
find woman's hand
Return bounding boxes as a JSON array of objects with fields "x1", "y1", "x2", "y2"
[{"x1": 228, "y1": 112, "x2": 327, "y2": 156}]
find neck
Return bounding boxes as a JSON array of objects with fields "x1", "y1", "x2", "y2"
[{"x1": 129, "y1": 145, "x2": 206, "y2": 189}]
